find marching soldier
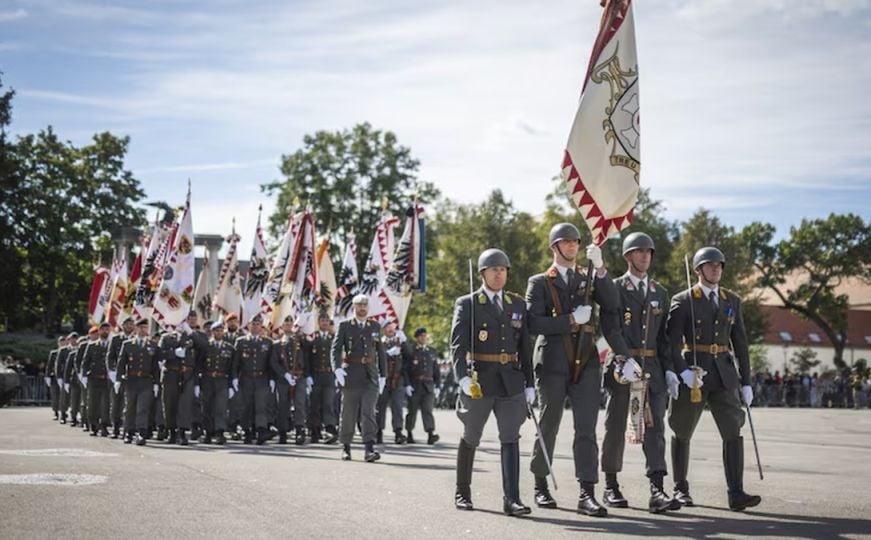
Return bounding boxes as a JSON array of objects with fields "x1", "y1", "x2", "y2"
[
  {"x1": 81, "y1": 322, "x2": 112, "y2": 437},
  {"x1": 403, "y1": 327, "x2": 441, "y2": 445},
  {"x1": 451, "y1": 248, "x2": 535, "y2": 517},
  {"x1": 46, "y1": 337, "x2": 64, "y2": 421},
  {"x1": 667, "y1": 247, "x2": 761, "y2": 511},
  {"x1": 76, "y1": 330, "x2": 97, "y2": 432},
  {"x1": 223, "y1": 313, "x2": 245, "y2": 439},
  {"x1": 599, "y1": 232, "x2": 679, "y2": 513},
  {"x1": 200, "y1": 321, "x2": 234, "y2": 445},
  {"x1": 63, "y1": 331, "x2": 91, "y2": 428},
  {"x1": 157, "y1": 311, "x2": 202, "y2": 445},
  {"x1": 331, "y1": 294, "x2": 387, "y2": 462},
  {"x1": 526, "y1": 223, "x2": 622, "y2": 517},
  {"x1": 232, "y1": 314, "x2": 273, "y2": 445},
  {"x1": 270, "y1": 316, "x2": 302, "y2": 445},
  {"x1": 116, "y1": 319, "x2": 160, "y2": 446},
  {"x1": 55, "y1": 333, "x2": 77, "y2": 424},
  {"x1": 106, "y1": 317, "x2": 136, "y2": 439},
  {"x1": 305, "y1": 314, "x2": 339, "y2": 444},
  {"x1": 377, "y1": 321, "x2": 408, "y2": 445}
]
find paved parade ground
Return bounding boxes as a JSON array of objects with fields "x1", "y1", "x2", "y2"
[{"x1": 1, "y1": 406, "x2": 870, "y2": 539}]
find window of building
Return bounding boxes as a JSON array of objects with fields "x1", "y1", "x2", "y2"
[
  {"x1": 779, "y1": 331, "x2": 792, "y2": 342},
  {"x1": 808, "y1": 333, "x2": 821, "y2": 343}
]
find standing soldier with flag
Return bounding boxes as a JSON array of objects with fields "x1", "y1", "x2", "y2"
[
  {"x1": 451, "y1": 249, "x2": 535, "y2": 517},
  {"x1": 82, "y1": 322, "x2": 112, "y2": 437},
  {"x1": 116, "y1": 318, "x2": 160, "y2": 446},
  {"x1": 106, "y1": 317, "x2": 135, "y2": 438},
  {"x1": 403, "y1": 327, "x2": 441, "y2": 446},
  {"x1": 270, "y1": 316, "x2": 301, "y2": 444},
  {"x1": 666, "y1": 247, "x2": 761, "y2": 511},
  {"x1": 305, "y1": 313, "x2": 339, "y2": 444},
  {"x1": 526, "y1": 224, "x2": 620, "y2": 517},
  {"x1": 377, "y1": 321, "x2": 408, "y2": 445},
  {"x1": 599, "y1": 232, "x2": 679, "y2": 513},
  {"x1": 200, "y1": 320, "x2": 234, "y2": 445}
]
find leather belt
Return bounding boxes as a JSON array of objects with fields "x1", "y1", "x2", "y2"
[
  {"x1": 89, "y1": 374, "x2": 107, "y2": 380},
  {"x1": 242, "y1": 370, "x2": 266, "y2": 378},
  {"x1": 414, "y1": 375, "x2": 434, "y2": 382},
  {"x1": 684, "y1": 344, "x2": 730, "y2": 356},
  {"x1": 314, "y1": 367, "x2": 333, "y2": 373},
  {"x1": 164, "y1": 365, "x2": 181, "y2": 372},
  {"x1": 182, "y1": 366, "x2": 194, "y2": 373},
  {"x1": 629, "y1": 348, "x2": 657, "y2": 358},
  {"x1": 204, "y1": 370, "x2": 227, "y2": 378},
  {"x1": 571, "y1": 324, "x2": 596, "y2": 335},
  {"x1": 128, "y1": 370, "x2": 152, "y2": 378},
  {"x1": 471, "y1": 352, "x2": 517, "y2": 365},
  {"x1": 345, "y1": 356, "x2": 374, "y2": 365}
]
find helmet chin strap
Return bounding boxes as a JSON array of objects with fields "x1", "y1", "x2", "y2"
[{"x1": 553, "y1": 244, "x2": 572, "y2": 266}]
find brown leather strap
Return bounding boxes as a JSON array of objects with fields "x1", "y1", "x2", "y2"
[
  {"x1": 128, "y1": 370, "x2": 152, "y2": 378},
  {"x1": 204, "y1": 370, "x2": 227, "y2": 378},
  {"x1": 345, "y1": 356, "x2": 374, "y2": 365},
  {"x1": 684, "y1": 344, "x2": 730, "y2": 356},
  {"x1": 629, "y1": 348, "x2": 657, "y2": 358},
  {"x1": 471, "y1": 352, "x2": 517, "y2": 365},
  {"x1": 545, "y1": 276, "x2": 577, "y2": 372},
  {"x1": 242, "y1": 370, "x2": 266, "y2": 378}
]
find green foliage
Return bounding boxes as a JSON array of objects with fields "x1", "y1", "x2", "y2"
[
  {"x1": 749, "y1": 344, "x2": 769, "y2": 374},
  {"x1": 0, "y1": 334, "x2": 56, "y2": 368},
  {"x1": 790, "y1": 347, "x2": 820, "y2": 374}
]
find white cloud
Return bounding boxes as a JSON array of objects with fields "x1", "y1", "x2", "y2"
[{"x1": 0, "y1": 8, "x2": 27, "y2": 22}]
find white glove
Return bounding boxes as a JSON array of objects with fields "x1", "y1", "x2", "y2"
[
  {"x1": 231, "y1": 378, "x2": 240, "y2": 392},
  {"x1": 378, "y1": 376, "x2": 386, "y2": 394},
  {"x1": 153, "y1": 384, "x2": 159, "y2": 397},
  {"x1": 306, "y1": 376, "x2": 314, "y2": 389},
  {"x1": 525, "y1": 386, "x2": 536, "y2": 405},
  {"x1": 228, "y1": 387, "x2": 235, "y2": 399},
  {"x1": 386, "y1": 346, "x2": 401, "y2": 356},
  {"x1": 459, "y1": 376, "x2": 472, "y2": 396},
  {"x1": 58, "y1": 378, "x2": 65, "y2": 388},
  {"x1": 284, "y1": 373, "x2": 296, "y2": 386},
  {"x1": 194, "y1": 385, "x2": 200, "y2": 399},
  {"x1": 179, "y1": 322, "x2": 192, "y2": 335},
  {"x1": 334, "y1": 367, "x2": 346, "y2": 387},
  {"x1": 81, "y1": 376, "x2": 88, "y2": 389},
  {"x1": 434, "y1": 386, "x2": 441, "y2": 399},
  {"x1": 741, "y1": 385, "x2": 754, "y2": 407},
  {"x1": 64, "y1": 383, "x2": 70, "y2": 392},
  {"x1": 113, "y1": 381, "x2": 122, "y2": 394},
  {"x1": 665, "y1": 370, "x2": 680, "y2": 400},
  {"x1": 586, "y1": 244, "x2": 604, "y2": 270},
  {"x1": 44, "y1": 376, "x2": 51, "y2": 387},
  {"x1": 680, "y1": 368, "x2": 703, "y2": 389},
  {"x1": 108, "y1": 370, "x2": 117, "y2": 383},
  {"x1": 620, "y1": 357, "x2": 640, "y2": 383},
  {"x1": 405, "y1": 385, "x2": 414, "y2": 397},
  {"x1": 174, "y1": 346, "x2": 186, "y2": 358},
  {"x1": 158, "y1": 360, "x2": 166, "y2": 371},
  {"x1": 396, "y1": 330, "x2": 407, "y2": 343},
  {"x1": 572, "y1": 305, "x2": 592, "y2": 325},
  {"x1": 269, "y1": 380, "x2": 276, "y2": 393}
]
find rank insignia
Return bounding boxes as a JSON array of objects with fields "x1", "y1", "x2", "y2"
[
  {"x1": 626, "y1": 281, "x2": 635, "y2": 291},
  {"x1": 624, "y1": 311, "x2": 632, "y2": 326},
  {"x1": 478, "y1": 330, "x2": 488, "y2": 342}
]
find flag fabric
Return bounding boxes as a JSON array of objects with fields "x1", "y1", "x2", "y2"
[
  {"x1": 213, "y1": 230, "x2": 243, "y2": 319},
  {"x1": 193, "y1": 253, "x2": 214, "y2": 324},
  {"x1": 153, "y1": 189, "x2": 195, "y2": 330},
  {"x1": 88, "y1": 266, "x2": 110, "y2": 325},
  {"x1": 92, "y1": 255, "x2": 117, "y2": 325},
  {"x1": 316, "y1": 237, "x2": 337, "y2": 318},
  {"x1": 562, "y1": 0, "x2": 640, "y2": 246},
  {"x1": 286, "y1": 211, "x2": 319, "y2": 335},
  {"x1": 386, "y1": 203, "x2": 426, "y2": 295},
  {"x1": 133, "y1": 220, "x2": 172, "y2": 319},
  {"x1": 262, "y1": 214, "x2": 299, "y2": 321},
  {"x1": 122, "y1": 250, "x2": 142, "y2": 321},
  {"x1": 334, "y1": 232, "x2": 359, "y2": 321},
  {"x1": 241, "y1": 215, "x2": 269, "y2": 325},
  {"x1": 358, "y1": 211, "x2": 400, "y2": 325},
  {"x1": 107, "y1": 249, "x2": 129, "y2": 329}
]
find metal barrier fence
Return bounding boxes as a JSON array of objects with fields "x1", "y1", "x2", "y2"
[{"x1": 7, "y1": 374, "x2": 51, "y2": 406}]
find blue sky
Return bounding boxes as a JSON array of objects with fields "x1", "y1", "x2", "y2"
[{"x1": 2, "y1": 0, "x2": 870, "y2": 256}]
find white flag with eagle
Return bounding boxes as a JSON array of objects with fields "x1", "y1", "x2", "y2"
[
  {"x1": 153, "y1": 188, "x2": 195, "y2": 330},
  {"x1": 242, "y1": 213, "x2": 269, "y2": 325},
  {"x1": 334, "y1": 233, "x2": 359, "y2": 322},
  {"x1": 562, "y1": 0, "x2": 640, "y2": 246},
  {"x1": 213, "y1": 228, "x2": 243, "y2": 319}
]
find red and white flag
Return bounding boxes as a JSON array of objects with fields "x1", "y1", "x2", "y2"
[
  {"x1": 153, "y1": 188, "x2": 195, "y2": 330},
  {"x1": 316, "y1": 237, "x2": 337, "y2": 318},
  {"x1": 122, "y1": 249, "x2": 142, "y2": 321},
  {"x1": 107, "y1": 249, "x2": 129, "y2": 329},
  {"x1": 286, "y1": 211, "x2": 319, "y2": 335},
  {"x1": 241, "y1": 211, "x2": 269, "y2": 325},
  {"x1": 359, "y1": 210, "x2": 400, "y2": 326},
  {"x1": 213, "y1": 228, "x2": 243, "y2": 319},
  {"x1": 88, "y1": 266, "x2": 110, "y2": 325},
  {"x1": 562, "y1": 0, "x2": 640, "y2": 245},
  {"x1": 334, "y1": 232, "x2": 359, "y2": 322}
]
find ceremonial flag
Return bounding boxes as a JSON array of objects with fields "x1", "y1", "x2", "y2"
[
  {"x1": 386, "y1": 203, "x2": 427, "y2": 295},
  {"x1": 122, "y1": 250, "x2": 142, "y2": 320},
  {"x1": 133, "y1": 219, "x2": 172, "y2": 319},
  {"x1": 286, "y1": 211, "x2": 319, "y2": 335},
  {"x1": 193, "y1": 253, "x2": 214, "y2": 324},
  {"x1": 358, "y1": 210, "x2": 400, "y2": 325},
  {"x1": 153, "y1": 187, "x2": 195, "y2": 330},
  {"x1": 241, "y1": 209, "x2": 269, "y2": 325},
  {"x1": 92, "y1": 252, "x2": 118, "y2": 325},
  {"x1": 262, "y1": 213, "x2": 300, "y2": 320},
  {"x1": 88, "y1": 266, "x2": 110, "y2": 325},
  {"x1": 213, "y1": 226, "x2": 243, "y2": 319},
  {"x1": 107, "y1": 249, "x2": 129, "y2": 329},
  {"x1": 562, "y1": 0, "x2": 640, "y2": 245},
  {"x1": 316, "y1": 237, "x2": 337, "y2": 318},
  {"x1": 334, "y1": 232, "x2": 359, "y2": 321}
]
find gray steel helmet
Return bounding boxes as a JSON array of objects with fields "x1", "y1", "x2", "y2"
[
  {"x1": 622, "y1": 232, "x2": 655, "y2": 256},
  {"x1": 693, "y1": 246, "x2": 726, "y2": 269},
  {"x1": 478, "y1": 248, "x2": 511, "y2": 272},
  {"x1": 548, "y1": 223, "x2": 581, "y2": 246}
]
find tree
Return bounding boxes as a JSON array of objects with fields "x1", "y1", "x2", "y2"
[
  {"x1": 790, "y1": 347, "x2": 820, "y2": 374},
  {"x1": 745, "y1": 214, "x2": 871, "y2": 369},
  {"x1": 261, "y1": 122, "x2": 438, "y2": 261},
  {"x1": 749, "y1": 344, "x2": 769, "y2": 375}
]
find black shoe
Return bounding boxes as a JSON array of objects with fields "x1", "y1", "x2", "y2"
[
  {"x1": 111, "y1": 426, "x2": 120, "y2": 439},
  {"x1": 578, "y1": 484, "x2": 608, "y2": 517},
  {"x1": 191, "y1": 425, "x2": 203, "y2": 440},
  {"x1": 534, "y1": 488, "x2": 557, "y2": 508},
  {"x1": 376, "y1": 430, "x2": 384, "y2": 445},
  {"x1": 202, "y1": 434, "x2": 212, "y2": 445},
  {"x1": 406, "y1": 430, "x2": 416, "y2": 444},
  {"x1": 394, "y1": 430, "x2": 407, "y2": 445},
  {"x1": 728, "y1": 491, "x2": 762, "y2": 511},
  {"x1": 60, "y1": 416, "x2": 67, "y2": 425},
  {"x1": 54, "y1": 412, "x2": 59, "y2": 420},
  {"x1": 364, "y1": 441, "x2": 380, "y2": 462},
  {"x1": 341, "y1": 444, "x2": 352, "y2": 461},
  {"x1": 279, "y1": 432, "x2": 288, "y2": 444},
  {"x1": 215, "y1": 433, "x2": 226, "y2": 445},
  {"x1": 427, "y1": 431, "x2": 440, "y2": 445},
  {"x1": 167, "y1": 429, "x2": 178, "y2": 445},
  {"x1": 135, "y1": 432, "x2": 147, "y2": 446},
  {"x1": 649, "y1": 487, "x2": 674, "y2": 514},
  {"x1": 256, "y1": 428, "x2": 267, "y2": 445},
  {"x1": 311, "y1": 428, "x2": 322, "y2": 444},
  {"x1": 244, "y1": 431, "x2": 253, "y2": 445},
  {"x1": 324, "y1": 426, "x2": 339, "y2": 445},
  {"x1": 724, "y1": 437, "x2": 761, "y2": 511},
  {"x1": 503, "y1": 496, "x2": 532, "y2": 517},
  {"x1": 603, "y1": 487, "x2": 629, "y2": 508},
  {"x1": 89, "y1": 429, "x2": 98, "y2": 437},
  {"x1": 455, "y1": 491, "x2": 474, "y2": 510},
  {"x1": 232, "y1": 430, "x2": 243, "y2": 441},
  {"x1": 83, "y1": 423, "x2": 90, "y2": 432},
  {"x1": 178, "y1": 429, "x2": 189, "y2": 446},
  {"x1": 673, "y1": 487, "x2": 694, "y2": 507},
  {"x1": 100, "y1": 426, "x2": 109, "y2": 437},
  {"x1": 70, "y1": 420, "x2": 78, "y2": 427},
  {"x1": 295, "y1": 428, "x2": 306, "y2": 446},
  {"x1": 156, "y1": 427, "x2": 168, "y2": 441}
]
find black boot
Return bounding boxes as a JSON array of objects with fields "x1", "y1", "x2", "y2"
[
  {"x1": 577, "y1": 482, "x2": 607, "y2": 517},
  {"x1": 243, "y1": 430, "x2": 254, "y2": 445},
  {"x1": 427, "y1": 430, "x2": 440, "y2": 445},
  {"x1": 54, "y1": 411, "x2": 59, "y2": 421},
  {"x1": 100, "y1": 425, "x2": 109, "y2": 437},
  {"x1": 455, "y1": 439, "x2": 475, "y2": 510},
  {"x1": 603, "y1": 473, "x2": 628, "y2": 508},
  {"x1": 90, "y1": 427, "x2": 99, "y2": 437},
  {"x1": 70, "y1": 418, "x2": 78, "y2": 427},
  {"x1": 178, "y1": 429, "x2": 189, "y2": 446},
  {"x1": 406, "y1": 429, "x2": 416, "y2": 444},
  {"x1": 256, "y1": 428, "x2": 268, "y2": 445},
  {"x1": 376, "y1": 429, "x2": 384, "y2": 445},
  {"x1": 342, "y1": 444, "x2": 352, "y2": 461},
  {"x1": 202, "y1": 432, "x2": 213, "y2": 445},
  {"x1": 135, "y1": 429, "x2": 147, "y2": 446},
  {"x1": 112, "y1": 425, "x2": 120, "y2": 439},
  {"x1": 311, "y1": 427, "x2": 322, "y2": 444},
  {"x1": 279, "y1": 431, "x2": 288, "y2": 444},
  {"x1": 324, "y1": 425, "x2": 339, "y2": 445},
  {"x1": 295, "y1": 427, "x2": 306, "y2": 446},
  {"x1": 648, "y1": 473, "x2": 675, "y2": 514},
  {"x1": 672, "y1": 437, "x2": 694, "y2": 507},
  {"x1": 60, "y1": 413, "x2": 67, "y2": 424},
  {"x1": 364, "y1": 441, "x2": 381, "y2": 462},
  {"x1": 156, "y1": 426, "x2": 168, "y2": 441},
  {"x1": 501, "y1": 442, "x2": 531, "y2": 517},
  {"x1": 167, "y1": 429, "x2": 178, "y2": 445},
  {"x1": 724, "y1": 437, "x2": 761, "y2": 511},
  {"x1": 215, "y1": 432, "x2": 226, "y2": 445},
  {"x1": 394, "y1": 429, "x2": 407, "y2": 445},
  {"x1": 534, "y1": 476, "x2": 557, "y2": 508}
]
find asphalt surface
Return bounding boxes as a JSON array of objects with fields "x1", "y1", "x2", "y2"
[{"x1": 1, "y1": 406, "x2": 870, "y2": 539}]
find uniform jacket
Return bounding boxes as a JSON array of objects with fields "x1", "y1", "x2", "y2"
[
  {"x1": 117, "y1": 337, "x2": 160, "y2": 381},
  {"x1": 331, "y1": 318, "x2": 386, "y2": 389},
  {"x1": 232, "y1": 335, "x2": 273, "y2": 379}
]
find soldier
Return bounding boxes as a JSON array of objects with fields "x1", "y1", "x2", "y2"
[
  {"x1": 158, "y1": 311, "x2": 207, "y2": 445},
  {"x1": 667, "y1": 247, "x2": 761, "y2": 511},
  {"x1": 377, "y1": 321, "x2": 408, "y2": 445},
  {"x1": 403, "y1": 327, "x2": 441, "y2": 445},
  {"x1": 451, "y1": 248, "x2": 535, "y2": 517},
  {"x1": 232, "y1": 314, "x2": 273, "y2": 445},
  {"x1": 76, "y1": 330, "x2": 98, "y2": 432},
  {"x1": 270, "y1": 316, "x2": 302, "y2": 444},
  {"x1": 331, "y1": 294, "x2": 387, "y2": 462},
  {"x1": 106, "y1": 317, "x2": 136, "y2": 438},
  {"x1": 526, "y1": 223, "x2": 621, "y2": 517},
  {"x1": 63, "y1": 331, "x2": 92, "y2": 428},
  {"x1": 599, "y1": 232, "x2": 679, "y2": 513},
  {"x1": 116, "y1": 319, "x2": 160, "y2": 446},
  {"x1": 56, "y1": 333, "x2": 77, "y2": 424},
  {"x1": 305, "y1": 314, "x2": 339, "y2": 444},
  {"x1": 223, "y1": 312, "x2": 245, "y2": 439},
  {"x1": 200, "y1": 321, "x2": 234, "y2": 445},
  {"x1": 82, "y1": 322, "x2": 112, "y2": 437},
  {"x1": 46, "y1": 337, "x2": 64, "y2": 421}
]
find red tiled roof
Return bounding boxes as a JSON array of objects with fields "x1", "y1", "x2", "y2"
[
  {"x1": 753, "y1": 272, "x2": 871, "y2": 310},
  {"x1": 761, "y1": 305, "x2": 871, "y2": 349}
]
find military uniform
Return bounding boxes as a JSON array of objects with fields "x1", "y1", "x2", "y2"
[
  {"x1": 106, "y1": 331, "x2": 133, "y2": 437},
  {"x1": 233, "y1": 334, "x2": 273, "y2": 443},
  {"x1": 62, "y1": 338, "x2": 88, "y2": 426},
  {"x1": 117, "y1": 336, "x2": 159, "y2": 443},
  {"x1": 403, "y1": 342, "x2": 441, "y2": 441},
  {"x1": 201, "y1": 337, "x2": 234, "y2": 442},
  {"x1": 158, "y1": 330, "x2": 206, "y2": 443},
  {"x1": 224, "y1": 328, "x2": 245, "y2": 437},
  {"x1": 377, "y1": 334, "x2": 407, "y2": 443},
  {"x1": 55, "y1": 345, "x2": 72, "y2": 423},
  {"x1": 270, "y1": 333, "x2": 306, "y2": 443},
  {"x1": 46, "y1": 347, "x2": 60, "y2": 419},
  {"x1": 331, "y1": 317, "x2": 386, "y2": 452},
  {"x1": 304, "y1": 330, "x2": 338, "y2": 443},
  {"x1": 81, "y1": 338, "x2": 111, "y2": 435}
]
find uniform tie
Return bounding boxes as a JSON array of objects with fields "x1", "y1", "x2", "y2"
[
  {"x1": 709, "y1": 290, "x2": 719, "y2": 309},
  {"x1": 493, "y1": 294, "x2": 503, "y2": 313},
  {"x1": 639, "y1": 279, "x2": 647, "y2": 298},
  {"x1": 566, "y1": 268, "x2": 574, "y2": 284}
]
